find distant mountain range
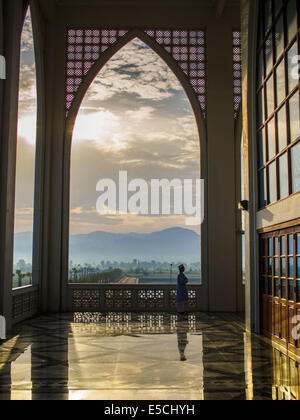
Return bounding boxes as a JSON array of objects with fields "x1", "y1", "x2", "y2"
[{"x1": 14, "y1": 227, "x2": 201, "y2": 264}]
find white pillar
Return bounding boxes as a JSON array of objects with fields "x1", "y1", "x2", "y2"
[
  {"x1": 0, "y1": 0, "x2": 24, "y2": 329},
  {"x1": 241, "y1": 0, "x2": 260, "y2": 332}
]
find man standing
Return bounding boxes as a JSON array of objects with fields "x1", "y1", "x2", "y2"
[{"x1": 176, "y1": 264, "x2": 189, "y2": 316}]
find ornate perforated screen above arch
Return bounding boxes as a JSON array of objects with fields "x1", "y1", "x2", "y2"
[
  {"x1": 65, "y1": 28, "x2": 207, "y2": 119},
  {"x1": 145, "y1": 30, "x2": 206, "y2": 116},
  {"x1": 233, "y1": 31, "x2": 242, "y2": 119},
  {"x1": 66, "y1": 29, "x2": 128, "y2": 115}
]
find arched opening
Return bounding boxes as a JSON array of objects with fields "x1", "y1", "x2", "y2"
[
  {"x1": 13, "y1": 7, "x2": 37, "y2": 288},
  {"x1": 68, "y1": 38, "x2": 201, "y2": 285}
]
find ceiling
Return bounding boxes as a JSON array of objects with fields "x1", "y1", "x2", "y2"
[
  {"x1": 38, "y1": 0, "x2": 241, "y2": 22},
  {"x1": 55, "y1": 0, "x2": 239, "y2": 6}
]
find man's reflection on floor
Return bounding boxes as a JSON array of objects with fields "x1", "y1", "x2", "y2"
[{"x1": 177, "y1": 316, "x2": 189, "y2": 361}]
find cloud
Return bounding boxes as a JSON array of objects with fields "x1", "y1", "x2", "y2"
[
  {"x1": 17, "y1": 115, "x2": 37, "y2": 145},
  {"x1": 69, "y1": 127, "x2": 201, "y2": 235},
  {"x1": 15, "y1": 137, "x2": 35, "y2": 211},
  {"x1": 125, "y1": 106, "x2": 155, "y2": 121},
  {"x1": 14, "y1": 208, "x2": 34, "y2": 234},
  {"x1": 18, "y1": 10, "x2": 37, "y2": 116},
  {"x1": 86, "y1": 38, "x2": 182, "y2": 103},
  {"x1": 15, "y1": 208, "x2": 34, "y2": 216},
  {"x1": 72, "y1": 109, "x2": 123, "y2": 149},
  {"x1": 19, "y1": 62, "x2": 37, "y2": 116},
  {"x1": 70, "y1": 206, "x2": 124, "y2": 234},
  {"x1": 19, "y1": 10, "x2": 34, "y2": 53}
]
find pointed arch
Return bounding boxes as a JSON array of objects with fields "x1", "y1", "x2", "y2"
[
  {"x1": 65, "y1": 29, "x2": 206, "y2": 121},
  {"x1": 61, "y1": 29, "x2": 209, "y2": 307},
  {"x1": 65, "y1": 29, "x2": 206, "y2": 156}
]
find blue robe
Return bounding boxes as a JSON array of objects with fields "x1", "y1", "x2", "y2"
[{"x1": 176, "y1": 273, "x2": 189, "y2": 303}]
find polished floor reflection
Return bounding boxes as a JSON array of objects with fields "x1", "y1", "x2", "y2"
[{"x1": 0, "y1": 313, "x2": 299, "y2": 400}]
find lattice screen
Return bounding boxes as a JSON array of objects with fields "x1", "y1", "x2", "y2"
[
  {"x1": 12, "y1": 288, "x2": 39, "y2": 323},
  {"x1": 105, "y1": 289, "x2": 132, "y2": 310},
  {"x1": 137, "y1": 289, "x2": 165, "y2": 310},
  {"x1": 233, "y1": 31, "x2": 242, "y2": 119},
  {"x1": 70, "y1": 286, "x2": 200, "y2": 312},
  {"x1": 145, "y1": 30, "x2": 206, "y2": 116},
  {"x1": 66, "y1": 28, "x2": 207, "y2": 118},
  {"x1": 66, "y1": 29, "x2": 128, "y2": 115},
  {"x1": 72, "y1": 289, "x2": 100, "y2": 310}
]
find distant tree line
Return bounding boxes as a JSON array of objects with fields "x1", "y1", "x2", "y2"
[
  {"x1": 69, "y1": 259, "x2": 201, "y2": 274},
  {"x1": 69, "y1": 267, "x2": 123, "y2": 284}
]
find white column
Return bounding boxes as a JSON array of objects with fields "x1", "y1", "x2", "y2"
[{"x1": 0, "y1": 0, "x2": 24, "y2": 329}]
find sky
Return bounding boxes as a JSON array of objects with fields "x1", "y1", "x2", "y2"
[
  {"x1": 14, "y1": 11, "x2": 201, "y2": 237},
  {"x1": 70, "y1": 38, "x2": 201, "y2": 235},
  {"x1": 14, "y1": 9, "x2": 37, "y2": 235}
]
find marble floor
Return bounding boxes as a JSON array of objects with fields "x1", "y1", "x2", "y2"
[{"x1": 0, "y1": 312, "x2": 299, "y2": 400}]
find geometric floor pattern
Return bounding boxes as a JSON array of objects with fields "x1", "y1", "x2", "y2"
[{"x1": 0, "y1": 313, "x2": 299, "y2": 400}]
